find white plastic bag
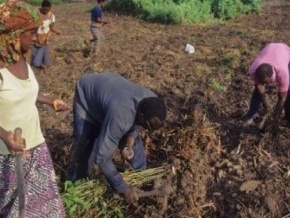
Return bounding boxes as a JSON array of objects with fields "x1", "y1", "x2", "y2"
[{"x1": 185, "y1": 44, "x2": 195, "y2": 54}]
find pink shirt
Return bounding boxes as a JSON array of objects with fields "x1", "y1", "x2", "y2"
[{"x1": 248, "y1": 43, "x2": 290, "y2": 92}]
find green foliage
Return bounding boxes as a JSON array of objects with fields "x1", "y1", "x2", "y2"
[
  {"x1": 62, "y1": 179, "x2": 124, "y2": 217},
  {"x1": 26, "y1": 0, "x2": 62, "y2": 5},
  {"x1": 61, "y1": 167, "x2": 169, "y2": 217},
  {"x1": 0, "y1": 0, "x2": 62, "y2": 6},
  {"x1": 108, "y1": 0, "x2": 261, "y2": 24},
  {"x1": 211, "y1": 0, "x2": 262, "y2": 19},
  {"x1": 138, "y1": 0, "x2": 213, "y2": 24}
]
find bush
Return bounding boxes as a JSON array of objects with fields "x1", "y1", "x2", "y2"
[
  {"x1": 0, "y1": 0, "x2": 62, "y2": 5},
  {"x1": 26, "y1": 0, "x2": 62, "y2": 5},
  {"x1": 108, "y1": 0, "x2": 262, "y2": 24},
  {"x1": 211, "y1": 0, "x2": 262, "y2": 19}
]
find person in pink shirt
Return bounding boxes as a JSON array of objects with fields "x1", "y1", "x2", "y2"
[{"x1": 243, "y1": 43, "x2": 290, "y2": 129}]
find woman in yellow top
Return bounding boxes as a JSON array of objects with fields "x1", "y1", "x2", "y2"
[{"x1": 0, "y1": 1, "x2": 69, "y2": 217}]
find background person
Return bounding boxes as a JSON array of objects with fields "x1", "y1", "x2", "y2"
[
  {"x1": 0, "y1": 1, "x2": 69, "y2": 217},
  {"x1": 31, "y1": 0, "x2": 60, "y2": 73},
  {"x1": 84, "y1": 0, "x2": 109, "y2": 56},
  {"x1": 243, "y1": 43, "x2": 290, "y2": 129},
  {"x1": 67, "y1": 72, "x2": 167, "y2": 203}
]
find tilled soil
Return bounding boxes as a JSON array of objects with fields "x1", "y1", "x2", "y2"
[{"x1": 35, "y1": 1, "x2": 290, "y2": 217}]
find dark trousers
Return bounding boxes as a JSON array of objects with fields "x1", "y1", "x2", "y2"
[
  {"x1": 67, "y1": 108, "x2": 146, "y2": 182},
  {"x1": 31, "y1": 44, "x2": 51, "y2": 67}
]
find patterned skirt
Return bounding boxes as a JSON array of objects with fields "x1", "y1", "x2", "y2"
[{"x1": 0, "y1": 143, "x2": 65, "y2": 218}]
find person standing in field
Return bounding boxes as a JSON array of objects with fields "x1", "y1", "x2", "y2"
[
  {"x1": 85, "y1": 0, "x2": 109, "y2": 56},
  {"x1": 67, "y1": 72, "x2": 167, "y2": 203},
  {"x1": 31, "y1": 0, "x2": 60, "y2": 73},
  {"x1": 0, "y1": 1, "x2": 69, "y2": 217},
  {"x1": 243, "y1": 43, "x2": 290, "y2": 130}
]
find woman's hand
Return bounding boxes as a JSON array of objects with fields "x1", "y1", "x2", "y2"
[
  {"x1": 53, "y1": 99, "x2": 71, "y2": 111},
  {"x1": 3, "y1": 130, "x2": 26, "y2": 155},
  {"x1": 37, "y1": 95, "x2": 71, "y2": 111}
]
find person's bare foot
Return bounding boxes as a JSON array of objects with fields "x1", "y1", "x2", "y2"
[{"x1": 40, "y1": 65, "x2": 48, "y2": 73}]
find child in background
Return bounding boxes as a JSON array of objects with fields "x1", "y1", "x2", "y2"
[{"x1": 31, "y1": 0, "x2": 60, "y2": 73}]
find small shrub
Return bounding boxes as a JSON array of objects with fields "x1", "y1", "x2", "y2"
[
  {"x1": 0, "y1": 0, "x2": 62, "y2": 5},
  {"x1": 26, "y1": 0, "x2": 62, "y2": 5},
  {"x1": 211, "y1": 0, "x2": 261, "y2": 19}
]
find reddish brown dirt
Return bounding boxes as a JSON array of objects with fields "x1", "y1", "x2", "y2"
[{"x1": 34, "y1": 1, "x2": 290, "y2": 217}]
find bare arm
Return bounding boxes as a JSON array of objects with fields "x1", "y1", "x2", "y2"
[
  {"x1": 49, "y1": 23, "x2": 60, "y2": 35},
  {"x1": 37, "y1": 94, "x2": 70, "y2": 111},
  {"x1": 37, "y1": 94, "x2": 55, "y2": 105},
  {"x1": 256, "y1": 84, "x2": 268, "y2": 114},
  {"x1": 272, "y1": 91, "x2": 287, "y2": 123}
]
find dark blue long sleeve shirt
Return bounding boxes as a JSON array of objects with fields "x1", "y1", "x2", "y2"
[
  {"x1": 91, "y1": 6, "x2": 102, "y2": 22},
  {"x1": 75, "y1": 72, "x2": 156, "y2": 192}
]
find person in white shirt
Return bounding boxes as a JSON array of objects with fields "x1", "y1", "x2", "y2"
[{"x1": 31, "y1": 0, "x2": 60, "y2": 73}]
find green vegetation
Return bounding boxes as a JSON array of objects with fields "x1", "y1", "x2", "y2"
[
  {"x1": 26, "y1": 0, "x2": 62, "y2": 5},
  {"x1": 62, "y1": 180, "x2": 123, "y2": 217},
  {"x1": 62, "y1": 167, "x2": 170, "y2": 217},
  {"x1": 108, "y1": 0, "x2": 262, "y2": 24},
  {"x1": 0, "y1": 0, "x2": 261, "y2": 23},
  {"x1": 211, "y1": 0, "x2": 261, "y2": 19},
  {"x1": 0, "y1": 0, "x2": 62, "y2": 5}
]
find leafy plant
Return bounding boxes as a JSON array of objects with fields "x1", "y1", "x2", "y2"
[
  {"x1": 62, "y1": 167, "x2": 170, "y2": 217},
  {"x1": 211, "y1": 0, "x2": 261, "y2": 19},
  {"x1": 62, "y1": 179, "x2": 107, "y2": 215}
]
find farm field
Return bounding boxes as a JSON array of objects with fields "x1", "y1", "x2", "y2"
[{"x1": 35, "y1": 1, "x2": 290, "y2": 217}]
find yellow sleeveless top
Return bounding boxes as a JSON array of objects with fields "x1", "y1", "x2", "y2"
[{"x1": 0, "y1": 64, "x2": 44, "y2": 155}]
